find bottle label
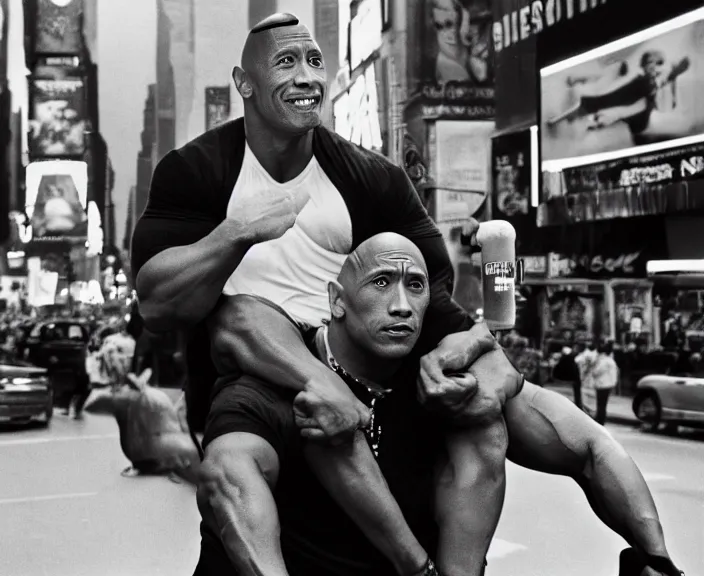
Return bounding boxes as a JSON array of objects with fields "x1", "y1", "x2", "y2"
[{"x1": 484, "y1": 261, "x2": 515, "y2": 293}]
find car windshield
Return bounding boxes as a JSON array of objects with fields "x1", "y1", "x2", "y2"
[{"x1": 43, "y1": 323, "x2": 87, "y2": 342}]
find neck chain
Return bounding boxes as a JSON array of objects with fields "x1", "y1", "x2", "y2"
[{"x1": 320, "y1": 326, "x2": 392, "y2": 457}]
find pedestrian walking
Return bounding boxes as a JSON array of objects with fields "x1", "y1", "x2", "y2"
[
  {"x1": 592, "y1": 342, "x2": 619, "y2": 425},
  {"x1": 553, "y1": 344, "x2": 583, "y2": 409}
]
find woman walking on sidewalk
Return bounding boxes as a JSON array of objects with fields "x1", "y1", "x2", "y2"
[{"x1": 592, "y1": 342, "x2": 620, "y2": 425}]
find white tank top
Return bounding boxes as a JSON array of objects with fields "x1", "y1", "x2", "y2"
[{"x1": 223, "y1": 143, "x2": 353, "y2": 327}]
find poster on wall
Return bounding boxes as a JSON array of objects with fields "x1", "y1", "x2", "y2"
[
  {"x1": 205, "y1": 86, "x2": 230, "y2": 131},
  {"x1": 614, "y1": 286, "x2": 652, "y2": 346},
  {"x1": 35, "y1": 0, "x2": 84, "y2": 56},
  {"x1": 545, "y1": 285, "x2": 605, "y2": 346},
  {"x1": 25, "y1": 160, "x2": 88, "y2": 242},
  {"x1": 541, "y1": 10, "x2": 704, "y2": 171},
  {"x1": 416, "y1": 0, "x2": 494, "y2": 120},
  {"x1": 434, "y1": 120, "x2": 493, "y2": 221},
  {"x1": 492, "y1": 129, "x2": 532, "y2": 218},
  {"x1": 333, "y1": 66, "x2": 384, "y2": 152},
  {"x1": 29, "y1": 77, "x2": 86, "y2": 156}
]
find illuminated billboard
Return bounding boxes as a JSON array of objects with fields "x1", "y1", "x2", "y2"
[
  {"x1": 34, "y1": 0, "x2": 85, "y2": 55},
  {"x1": 29, "y1": 77, "x2": 86, "y2": 157},
  {"x1": 541, "y1": 8, "x2": 704, "y2": 172},
  {"x1": 25, "y1": 160, "x2": 88, "y2": 242}
]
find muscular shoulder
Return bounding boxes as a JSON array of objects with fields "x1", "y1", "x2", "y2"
[
  {"x1": 314, "y1": 126, "x2": 406, "y2": 191},
  {"x1": 171, "y1": 118, "x2": 246, "y2": 185}
]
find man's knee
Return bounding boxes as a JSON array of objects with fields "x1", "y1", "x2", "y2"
[{"x1": 443, "y1": 417, "x2": 508, "y2": 488}]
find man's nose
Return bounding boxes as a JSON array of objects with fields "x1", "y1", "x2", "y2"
[
  {"x1": 389, "y1": 287, "x2": 412, "y2": 318},
  {"x1": 294, "y1": 63, "x2": 316, "y2": 86}
]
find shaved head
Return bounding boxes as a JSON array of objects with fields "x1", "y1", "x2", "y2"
[
  {"x1": 241, "y1": 13, "x2": 314, "y2": 74},
  {"x1": 338, "y1": 233, "x2": 428, "y2": 290}
]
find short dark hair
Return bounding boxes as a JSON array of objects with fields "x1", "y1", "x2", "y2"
[{"x1": 251, "y1": 12, "x2": 299, "y2": 34}]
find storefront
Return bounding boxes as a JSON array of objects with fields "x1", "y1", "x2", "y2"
[{"x1": 489, "y1": 1, "x2": 704, "y2": 350}]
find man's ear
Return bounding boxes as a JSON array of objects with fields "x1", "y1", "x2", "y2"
[
  {"x1": 328, "y1": 281, "x2": 346, "y2": 320},
  {"x1": 233, "y1": 67, "x2": 253, "y2": 99}
]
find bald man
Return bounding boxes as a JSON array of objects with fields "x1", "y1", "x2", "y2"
[
  {"x1": 132, "y1": 13, "x2": 681, "y2": 576},
  {"x1": 196, "y1": 234, "x2": 681, "y2": 576}
]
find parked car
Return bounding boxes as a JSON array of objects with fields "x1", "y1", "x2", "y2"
[
  {"x1": 23, "y1": 319, "x2": 91, "y2": 408},
  {"x1": 632, "y1": 365, "x2": 704, "y2": 431},
  {"x1": 0, "y1": 348, "x2": 53, "y2": 426}
]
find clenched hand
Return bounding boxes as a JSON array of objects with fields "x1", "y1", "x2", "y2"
[
  {"x1": 418, "y1": 323, "x2": 523, "y2": 425},
  {"x1": 293, "y1": 370, "x2": 371, "y2": 446}
]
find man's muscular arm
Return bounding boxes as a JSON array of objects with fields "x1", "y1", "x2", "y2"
[
  {"x1": 198, "y1": 432, "x2": 289, "y2": 576},
  {"x1": 209, "y1": 295, "x2": 370, "y2": 443},
  {"x1": 504, "y1": 382, "x2": 673, "y2": 562},
  {"x1": 136, "y1": 220, "x2": 253, "y2": 332},
  {"x1": 131, "y1": 150, "x2": 297, "y2": 333}
]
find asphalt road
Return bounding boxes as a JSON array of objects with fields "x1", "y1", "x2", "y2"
[{"x1": 0, "y1": 413, "x2": 701, "y2": 576}]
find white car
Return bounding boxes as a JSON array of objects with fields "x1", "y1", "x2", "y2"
[{"x1": 633, "y1": 369, "x2": 704, "y2": 431}]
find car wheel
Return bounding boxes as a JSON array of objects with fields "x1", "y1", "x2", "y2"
[{"x1": 633, "y1": 391, "x2": 661, "y2": 432}]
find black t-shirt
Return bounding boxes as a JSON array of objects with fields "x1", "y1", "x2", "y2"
[
  {"x1": 130, "y1": 118, "x2": 473, "y2": 431},
  {"x1": 200, "y1": 346, "x2": 443, "y2": 576}
]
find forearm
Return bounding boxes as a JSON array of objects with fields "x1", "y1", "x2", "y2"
[
  {"x1": 435, "y1": 422, "x2": 507, "y2": 576},
  {"x1": 199, "y1": 461, "x2": 288, "y2": 576},
  {"x1": 304, "y1": 432, "x2": 427, "y2": 576},
  {"x1": 136, "y1": 219, "x2": 253, "y2": 332},
  {"x1": 209, "y1": 295, "x2": 334, "y2": 393},
  {"x1": 582, "y1": 437, "x2": 669, "y2": 557}
]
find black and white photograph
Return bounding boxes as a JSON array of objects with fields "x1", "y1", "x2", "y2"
[
  {"x1": 1, "y1": 2, "x2": 702, "y2": 576},
  {"x1": 541, "y1": 14, "x2": 704, "y2": 165},
  {"x1": 29, "y1": 77, "x2": 86, "y2": 156}
]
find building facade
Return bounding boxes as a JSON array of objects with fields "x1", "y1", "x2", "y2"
[{"x1": 490, "y1": 0, "x2": 704, "y2": 371}]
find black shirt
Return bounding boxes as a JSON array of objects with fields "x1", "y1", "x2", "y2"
[{"x1": 200, "y1": 330, "x2": 443, "y2": 576}]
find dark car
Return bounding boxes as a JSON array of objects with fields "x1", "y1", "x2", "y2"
[
  {"x1": 24, "y1": 319, "x2": 91, "y2": 408},
  {"x1": 0, "y1": 348, "x2": 53, "y2": 426}
]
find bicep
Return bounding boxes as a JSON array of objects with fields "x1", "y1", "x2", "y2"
[
  {"x1": 204, "y1": 432, "x2": 281, "y2": 490},
  {"x1": 504, "y1": 383, "x2": 605, "y2": 476},
  {"x1": 131, "y1": 151, "x2": 220, "y2": 279}
]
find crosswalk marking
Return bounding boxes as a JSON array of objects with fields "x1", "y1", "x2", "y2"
[
  {"x1": 0, "y1": 492, "x2": 98, "y2": 505},
  {"x1": 642, "y1": 472, "x2": 676, "y2": 482},
  {"x1": 487, "y1": 538, "x2": 529, "y2": 559},
  {"x1": 0, "y1": 433, "x2": 118, "y2": 447}
]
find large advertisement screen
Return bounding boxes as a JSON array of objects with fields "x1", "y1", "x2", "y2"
[
  {"x1": 25, "y1": 160, "x2": 88, "y2": 242},
  {"x1": 541, "y1": 8, "x2": 704, "y2": 172},
  {"x1": 34, "y1": 0, "x2": 84, "y2": 55},
  {"x1": 413, "y1": 0, "x2": 494, "y2": 120},
  {"x1": 29, "y1": 77, "x2": 86, "y2": 156}
]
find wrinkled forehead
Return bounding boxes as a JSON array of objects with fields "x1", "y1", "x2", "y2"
[
  {"x1": 351, "y1": 248, "x2": 428, "y2": 279},
  {"x1": 249, "y1": 24, "x2": 317, "y2": 61}
]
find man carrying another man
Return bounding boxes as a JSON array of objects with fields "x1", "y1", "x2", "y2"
[{"x1": 130, "y1": 13, "x2": 683, "y2": 576}]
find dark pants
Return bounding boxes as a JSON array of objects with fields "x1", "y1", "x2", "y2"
[
  {"x1": 572, "y1": 379, "x2": 582, "y2": 410},
  {"x1": 70, "y1": 374, "x2": 91, "y2": 415},
  {"x1": 596, "y1": 388, "x2": 612, "y2": 425}
]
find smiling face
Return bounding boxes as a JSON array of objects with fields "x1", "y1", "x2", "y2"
[
  {"x1": 236, "y1": 21, "x2": 327, "y2": 135},
  {"x1": 332, "y1": 233, "x2": 430, "y2": 360}
]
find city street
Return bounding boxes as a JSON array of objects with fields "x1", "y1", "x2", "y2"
[{"x1": 1, "y1": 413, "x2": 702, "y2": 576}]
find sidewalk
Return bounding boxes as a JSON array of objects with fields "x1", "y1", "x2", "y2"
[{"x1": 545, "y1": 383, "x2": 640, "y2": 427}]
